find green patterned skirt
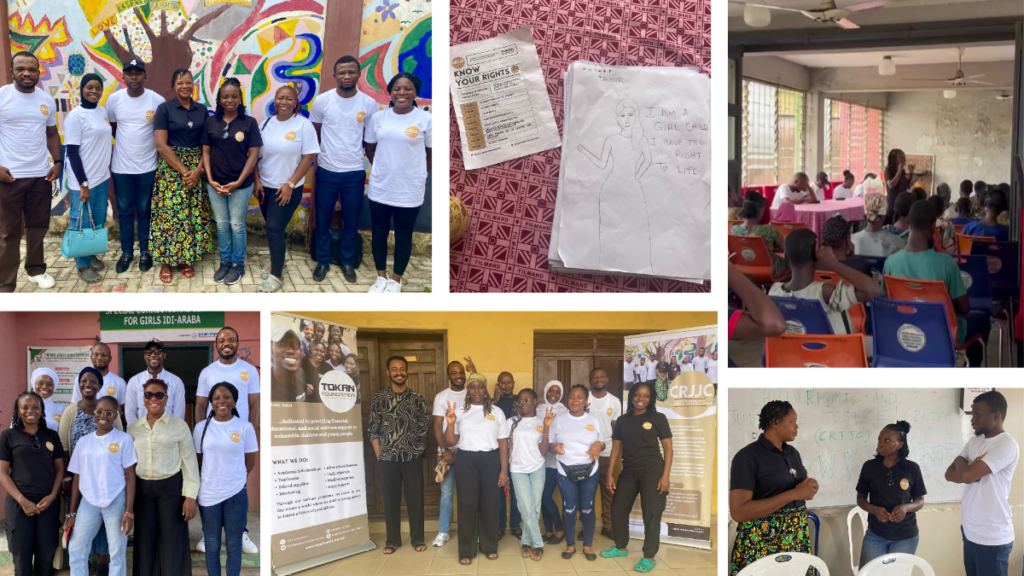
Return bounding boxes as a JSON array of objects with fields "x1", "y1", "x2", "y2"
[
  {"x1": 730, "y1": 506, "x2": 813, "y2": 576},
  {"x1": 149, "y1": 146, "x2": 213, "y2": 265},
  {"x1": 655, "y1": 375, "x2": 669, "y2": 402}
]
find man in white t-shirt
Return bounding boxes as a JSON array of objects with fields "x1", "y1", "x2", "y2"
[
  {"x1": 0, "y1": 52, "x2": 62, "y2": 292},
  {"x1": 832, "y1": 171, "x2": 856, "y2": 200},
  {"x1": 692, "y1": 347, "x2": 709, "y2": 374},
  {"x1": 107, "y1": 58, "x2": 165, "y2": 274},
  {"x1": 587, "y1": 367, "x2": 621, "y2": 539},
  {"x1": 623, "y1": 354, "x2": 635, "y2": 387},
  {"x1": 643, "y1": 355, "x2": 659, "y2": 386},
  {"x1": 72, "y1": 342, "x2": 127, "y2": 422},
  {"x1": 125, "y1": 340, "x2": 186, "y2": 421},
  {"x1": 771, "y1": 172, "x2": 818, "y2": 209},
  {"x1": 309, "y1": 55, "x2": 378, "y2": 284},
  {"x1": 430, "y1": 357, "x2": 471, "y2": 547},
  {"x1": 706, "y1": 351, "x2": 718, "y2": 383},
  {"x1": 945, "y1": 391, "x2": 1019, "y2": 576}
]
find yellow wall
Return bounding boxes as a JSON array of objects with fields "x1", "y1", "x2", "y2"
[{"x1": 295, "y1": 311, "x2": 720, "y2": 514}]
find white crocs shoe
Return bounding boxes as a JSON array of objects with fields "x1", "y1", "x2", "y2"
[
  {"x1": 433, "y1": 533, "x2": 450, "y2": 547},
  {"x1": 28, "y1": 272, "x2": 55, "y2": 289},
  {"x1": 384, "y1": 279, "x2": 402, "y2": 293},
  {"x1": 242, "y1": 531, "x2": 258, "y2": 554},
  {"x1": 195, "y1": 539, "x2": 206, "y2": 553},
  {"x1": 368, "y1": 276, "x2": 388, "y2": 293}
]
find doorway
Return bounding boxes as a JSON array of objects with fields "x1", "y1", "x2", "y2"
[
  {"x1": 533, "y1": 333, "x2": 625, "y2": 404},
  {"x1": 119, "y1": 343, "x2": 213, "y2": 427}
]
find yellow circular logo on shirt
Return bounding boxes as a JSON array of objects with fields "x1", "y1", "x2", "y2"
[
  {"x1": 284, "y1": 132, "x2": 296, "y2": 141},
  {"x1": 900, "y1": 478, "x2": 909, "y2": 490},
  {"x1": 107, "y1": 386, "x2": 116, "y2": 396},
  {"x1": 535, "y1": 426, "x2": 543, "y2": 433},
  {"x1": 230, "y1": 432, "x2": 242, "y2": 443},
  {"x1": 40, "y1": 105, "x2": 48, "y2": 116},
  {"x1": 145, "y1": 110, "x2": 155, "y2": 121},
  {"x1": 45, "y1": 442, "x2": 54, "y2": 451},
  {"x1": 486, "y1": 414, "x2": 495, "y2": 421},
  {"x1": 606, "y1": 408, "x2": 613, "y2": 416},
  {"x1": 235, "y1": 131, "x2": 245, "y2": 142},
  {"x1": 405, "y1": 126, "x2": 419, "y2": 138},
  {"x1": 240, "y1": 372, "x2": 250, "y2": 382},
  {"x1": 356, "y1": 111, "x2": 366, "y2": 124},
  {"x1": 642, "y1": 422, "x2": 653, "y2": 430},
  {"x1": 585, "y1": 424, "x2": 595, "y2": 431},
  {"x1": 53, "y1": 414, "x2": 61, "y2": 423},
  {"x1": 108, "y1": 443, "x2": 120, "y2": 454}
]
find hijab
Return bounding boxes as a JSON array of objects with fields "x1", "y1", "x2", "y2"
[
  {"x1": 79, "y1": 73, "x2": 103, "y2": 110},
  {"x1": 31, "y1": 367, "x2": 59, "y2": 391},
  {"x1": 542, "y1": 380, "x2": 567, "y2": 418}
]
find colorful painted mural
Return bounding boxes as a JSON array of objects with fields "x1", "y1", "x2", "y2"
[{"x1": 626, "y1": 335, "x2": 719, "y2": 366}]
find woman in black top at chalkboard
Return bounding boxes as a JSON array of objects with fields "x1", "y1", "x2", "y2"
[
  {"x1": 729, "y1": 400, "x2": 819, "y2": 576},
  {"x1": 855, "y1": 421, "x2": 926, "y2": 566}
]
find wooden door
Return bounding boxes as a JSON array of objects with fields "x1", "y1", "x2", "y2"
[{"x1": 534, "y1": 334, "x2": 626, "y2": 404}]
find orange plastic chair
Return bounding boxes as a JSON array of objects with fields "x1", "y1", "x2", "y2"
[
  {"x1": 953, "y1": 224, "x2": 967, "y2": 235},
  {"x1": 884, "y1": 274, "x2": 987, "y2": 364},
  {"x1": 847, "y1": 302, "x2": 866, "y2": 334},
  {"x1": 932, "y1": 229, "x2": 943, "y2": 251},
  {"x1": 814, "y1": 270, "x2": 840, "y2": 285},
  {"x1": 771, "y1": 221, "x2": 807, "y2": 242},
  {"x1": 956, "y1": 234, "x2": 995, "y2": 256},
  {"x1": 728, "y1": 234, "x2": 789, "y2": 285},
  {"x1": 765, "y1": 334, "x2": 869, "y2": 367}
]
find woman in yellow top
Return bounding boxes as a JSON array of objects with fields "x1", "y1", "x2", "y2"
[{"x1": 127, "y1": 378, "x2": 200, "y2": 576}]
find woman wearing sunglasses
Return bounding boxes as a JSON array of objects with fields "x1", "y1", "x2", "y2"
[
  {"x1": 67, "y1": 395, "x2": 137, "y2": 576},
  {"x1": 127, "y1": 379, "x2": 200, "y2": 576},
  {"x1": 0, "y1": 391, "x2": 65, "y2": 576}
]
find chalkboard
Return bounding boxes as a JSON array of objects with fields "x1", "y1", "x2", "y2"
[{"x1": 728, "y1": 388, "x2": 972, "y2": 507}]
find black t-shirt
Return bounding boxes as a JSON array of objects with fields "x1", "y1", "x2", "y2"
[
  {"x1": 856, "y1": 458, "x2": 927, "y2": 541},
  {"x1": 154, "y1": 99, "x2": 209, "y2": 148},
  {"x1": 612, "y1": 410, "x2": 672, "y2": 473},
  {"x1": 271, "y1": 367, "x2": 309, "y2": 402},
  {"x1": 301, "y1": 357, "x2": 331, "y2": 390},
  {"x1": 495, "y1": 395, "x2": 516, "y2": 419},
  {"x1": 730, "y1": 434, "x2": 808, "y2": 511},
  {"x1": 884, "y1": 165, "x2": 911, "y2": 222},
  {"x1": 0, "y1": 427, "x2": 65, "y2": 500},
  {"x1": 200, "y1": 114, "x2": 263, "y2": 187}
]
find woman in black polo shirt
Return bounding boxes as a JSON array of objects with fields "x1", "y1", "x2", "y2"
[
  {"x1": 599, "y1": 381, "x2": 672, "y2": 573},
  {"x1": 152, "y1": 68, "x2": 213, "y2": 283},
  {"x1": 0, "y1": 391, "x2": 66, "y2": 576},
  {"x1": 856, "y1": 421, "x2": 926, "y2": 566},
  {"x1": 729, "y1": 400, "x2": 819, "y2": 575}
]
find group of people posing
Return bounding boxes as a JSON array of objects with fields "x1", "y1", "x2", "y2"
[
  {"x1": 269, "y1": 319, "x2": 360, "y2": 403},
  {"x1": 729, "y1": 391, "x2": 1019, "y2": 576},
  {"x1": 0, "y1": 327, "x2": 260, "y2": 576},
  {"x1": 0, "y1": 51, "x2": 430, "y2": 293},
  {"x1": 624, "y1": 347, "x2": 717, "y2": 402},
  {"x1": 363, "y1": 357, "x2": 674, "y2": 573}
]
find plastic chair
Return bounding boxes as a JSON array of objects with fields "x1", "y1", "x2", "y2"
[
  {"x1": 856, "y1": 553, "x2": 936, "y2": 576},
  {"x1": 953, "y1": 223, "x2": 967, "y2": 235},
  {"x1": 770, "y1": 296, "x2": 835, "y2": 335},
  {"x1": 814, "y1": 270, "x2": 841, "y2": 285},
  {"x1": 884, "y1": 275, "x2": 986, "y2": 366},
  {"x1": 772, "y1": 221, "x2": 807, "y2": 242},
  {"x1": 847, "y1": 507, "x2": 869, "y2": 575},
  {"x1": 956, "y1": 255, "x2": 993, "y2": 313},
  {"x1": 969, "y1": 240, "x2": 1019, "y2": 366},
  {"x1": 737, "y1": 552, "x2": 830, "y2": 576},
  {"x1": 806, "y1": 510, "x2": 820, "y2": 556},
  {"x1": 847, "y1": 302, "x2": 866, "y2": 334},
  {"x1": 870, "y1": 298, "x2": 955, "y2": 367},
  {"x1": 729, "y1": 234, "x2": 789, "y2": 285},
  {"x1": 956, "y1": 233, "x2": 995, "y2": 256},
  {"x1": 764, "y1": 184, "x2": 780, "y2": 208},
  {"x1": 765, "y1": 334, "x2": 869, "y2": 367}
]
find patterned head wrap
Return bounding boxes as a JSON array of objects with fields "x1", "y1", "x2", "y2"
[
  {"x1": 467, "y1": 372, "x2": 487, "y2": 385},
  {"x1": 863, "y1": 193, "x2": 887, "y2": 223}
]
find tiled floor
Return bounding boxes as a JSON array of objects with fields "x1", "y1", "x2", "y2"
[{"x1": 293, "y1": 530, "x2": 718, "y2": 576}]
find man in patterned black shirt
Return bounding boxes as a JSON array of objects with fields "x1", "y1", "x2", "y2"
[{"x1": 369, "y1": 355, "x2": 430, "y2": 553}]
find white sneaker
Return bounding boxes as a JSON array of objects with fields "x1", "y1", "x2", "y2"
[
  {"x1": 433, "y1": 533, "x2": 449, "y2": 547},
  {"x1": 368, "y1": 276, "x2": 388, "y2": 293},
  {"x1": 28, "y1": 272, "x2": 55, "y2": 289},
  {"x1": 384, "y1": 279, "x2": 402, "y2": 293},
  {"x1": 195, "y1": 539, "x2": 206, "y2": 553},
  {"x1": 242, "y1": 531, "x2": 258, "y2": 554}
]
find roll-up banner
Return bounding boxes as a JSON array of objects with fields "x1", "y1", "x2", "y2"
[
  {"x1": 270, "y1": 313, "x2": 375, "y2": 575},
  {"x1": 624, "y1": 326, "x2": 717, "y2": 550}
]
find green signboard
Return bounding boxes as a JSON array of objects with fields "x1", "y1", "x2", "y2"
[{"x1": 99, "y1": 312, "x2": 226, "y2": 343}]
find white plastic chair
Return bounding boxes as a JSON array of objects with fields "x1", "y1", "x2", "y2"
[
  {"x1": 737, "y1": 552, "x2": 830, "y2": 576},
  {"x1": 856, "y1": 553, "x2": 936, "y2": 576},
  {"x1": 847, "y1": 507, "x2": 869, "y2": 574}
]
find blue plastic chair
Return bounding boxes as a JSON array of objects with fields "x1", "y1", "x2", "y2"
[
  {"x1": 956, "y1": 255, "x2": 993, "y2": 313},
  {"x1": 970, "y1": 240, "x2": 1020, "y2": 298},
  {"x1": 858, "y1": 255, "x2": 887, "y2": 284},
  {"x1": 770, "y1": 296, "x2": 835, "y2": 335},
  {"x1": 807, "y1": 510, "x2": 820, "y2": 556},
  {"x1": 870, "y1": 298, "x2": 956, "y2": 367}
]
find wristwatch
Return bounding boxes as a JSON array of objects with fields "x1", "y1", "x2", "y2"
[
  {"x1": 80, "y1": 181, "x2": 89, "y2": 188},
  {"x1": 287, "y1": 181, "x2": 297, "y2": 188}
]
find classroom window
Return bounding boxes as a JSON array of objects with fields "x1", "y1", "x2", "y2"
[
  {"x1": 742, "y1": 79, "x2": 805, "y2": 186},
  {"x1": 823, "y1": 98, "x2": 885, "y2": 183}
]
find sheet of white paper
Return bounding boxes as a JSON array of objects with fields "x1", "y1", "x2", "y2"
[
  {"x1": 449, "y1": 26, "x2": 561, "y2": 171},
  {"x1": 551, "y1": 62, "x2": 710, "y2": 281}
]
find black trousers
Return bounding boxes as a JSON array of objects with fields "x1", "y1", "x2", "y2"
[
  {"x1": 454, "y1": 449, "x2": 500, "y2": 559},
  {"x1": 368, "y1": 199, "x2": 421, "y2": 276},
  {"x1": 380, "y1": 455, "x2": 425, "y2": 548},
  {"x1": 611, "y1": 466, "x2": 668, "y2": 559},
  {"x1": 134, "y1": 472, "x2": 192, "y2": 576},
  {"x1": 4, "y1": 493, "x2": 60, "y2": 576}
]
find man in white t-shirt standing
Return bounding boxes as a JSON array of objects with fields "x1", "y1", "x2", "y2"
[
  {"x1": 0, "y1": 52, "x2": 62, "y2": 292},
  {"x1": 643, "y1": 355, "x2": 659, "y2": 388},
  {"x1": 706, "y1": 351, "x2": 718, "y2": 383},
  {"x1": 623, "y1": 354, "x2": 635, "y2": 387},
  {"x1": 309, "y1": 55, "x2": 378, "y2": 284},
  {"x1": 73, "y1": 342, "x2": 127, "y2": 421},
  {"x1": 771, "y1": 172, "x2": 818, "y2": 209},
  {"x1": 692, "y1": 347, "x2": 708, "y2": 374},
  {"x1": 125, "y1": 340, "x2": 186, "y2": 421},
  {"x1": 945, "y1": 391, "x2": 1019, "y2": 576},
  {"x1": 430, "y1": 357, "x2": 471, "y2": 547},
  {"x1": 586, "y1": 367, "x2": 621, "y2": 539}
]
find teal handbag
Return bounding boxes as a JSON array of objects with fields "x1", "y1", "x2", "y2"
[{"x1": 60, "y1": 199, "x2": 108, "y2": 259}]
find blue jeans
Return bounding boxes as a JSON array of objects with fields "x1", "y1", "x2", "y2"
[
  {"x1": 859, "y1": 528, "x2": 919, "y2": 567},
  {"x1": 111, "y1": 171, "x2": 154, "y2": 255},
  {"x1": 556, "y1": 470, "x2": 599, "y2": 549},
  {"x1": 498, "y1": 475, "x2": 521, "y2": 531},
  {"x1": 541, "y1": 467, "x2": 563, "y2": 533},
  {"x1": 69, "y1": 490, "x2": 126, "y2": 576},
  {"x1": 511, "y1": 468, "x2": 546, "y2": 549},
  {"x1": 313, "y1": 167, "x2": 365, "y2": 266},
  {"x1": 199, "y1": 487, "x2": 248, "y2": 576},
  {"x1": 438, "y1": 456, "x2": 455, "y2": 534},
  {"x1": 207, "y1": 183, "x2": 253, "y2": 265},
  {"x1": 962, "y1": 526, "x2": 1012, "y2": 576},
  {"x1": 68, "y1": 179, "x2": 109, "y2": 269}
]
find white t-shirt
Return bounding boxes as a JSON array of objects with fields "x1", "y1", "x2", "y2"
[
  {"x1": 196, "y1": 359, "x2": 261, "y2": 423},
  {"x1": 67, "y1": 430, "x2": 137, "y2": 508},
  {"x1": 105, "y1": 88, "x2": 165, "y2": 174},
  {"x1": 645, "y1": 361, "x2": 659, "y2": 382},
  {"x1": 0, "y1": 85, "x2": 57, "y2": 178},
  {"x1": 64, "y1": 106, "x2": 112, "y2": 190},
  {"x1": 811, "y1": 184, "x2": 826, "y2": 201},
  {"x1": 502, "y1": 415, "x2": 546, "y2": 474},
  {"x1": 193, "y1": 418, "x2": 258, "y2": 506},
  {"x1": 680, "y1": 363, "x2": 695, "y2": 373},
  {"x1": 125, "y1": 369, "x2": 186, "y2": 421},
  {"x1": 258, "y1": 115, "x2": 320, "y2": 189},
  {"x1": 623, "y1": 361, "x2": 634, "y2": 381},
  {"x1": 960, "y1": 431, "x2": 1019, "y2": 546},
  {"x1": 772, "y1": 183, "x2": 812, "y2": 208},
  {"x1": 433, "y1": 388, "x2": 468, "y2": 450},
  {"x1": 73, "y1": 372, "x2": 127, "y2": 405},
  {"x1": 587, "y1": 394, "x2": 621, "y2": 457},
  {"x1": 549, "y1": 412, "x2": 603, "y2": 477},
  {"x1": 832, "y1": 184, "x2": 855, "y2": 199},
  {"x1": 453, "y1": 404, "x2": 506, "y2": 452},
  {"x1": 692, "y1": 356, "x2": 709, "y2": 373},
  {"x1": 42, "y1": 398, "x2": 67, "y2": 432},
  {"x1": 365, "y1": 107, "x2": 432, "y2": 208},
  {"x1": 308, "y1": 89, "x2": 377, "y2": 173},
  {"x1": 541, "y1": 402, "x2": 567, "y2": 468},
  {"x1": 706, "y1": 359, "x2": 718, "y2": 382}
]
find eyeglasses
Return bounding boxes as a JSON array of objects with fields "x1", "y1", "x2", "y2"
[
  {"x1": 222, "y1": 122, "x2": 231, "y2": 139},
  {"x1": 884, "y1": 466, "x2": 894, "y2": 487},
  {"x1": 143, "y1": 392, "x2": 166, "y2": 400},
  {"x1": 30, "y1": 434, "x2": 40, "y2": 450},
  {"x1": 143, "y1": 350, "x2": 163, "y2": 357},
  {"x1": 96, "y1": 410, "x2": 117, "y2": 418}
]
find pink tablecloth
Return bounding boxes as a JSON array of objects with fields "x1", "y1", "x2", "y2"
[
  {"x1": 771, "y1": 198, "x2": 865, "y2": 239},
  {"x1": 449, "y1": 0, "x2": 711, "y2": 293}
]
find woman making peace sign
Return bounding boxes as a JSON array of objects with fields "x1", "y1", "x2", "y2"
[
  {"x1": 502, "y1": 389, "x2": 556, "y2": 561},
  {"x1": 443, "y1": 373, "x2": 508, "y2": 565}
]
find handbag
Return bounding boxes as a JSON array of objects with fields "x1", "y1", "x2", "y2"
[
  {"x1": 562, "y1": 462, "x2": 594, "y2": 482},
  {"x1": 60, "y1": 199, "x2": 107, "y2": 259}
]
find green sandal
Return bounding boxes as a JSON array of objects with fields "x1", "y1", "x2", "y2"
[
  {"x1": 634, "y1": 558, "x2": 656, "y2": 573},
  {"x1": 600, "y1": 546, "x2": 628, "y2": 558}
]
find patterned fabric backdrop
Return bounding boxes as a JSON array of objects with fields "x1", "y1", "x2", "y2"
[{"x1": 449, "y1": 0, "x2": 710, "y2": 293}]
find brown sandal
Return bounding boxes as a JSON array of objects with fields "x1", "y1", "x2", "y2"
[
  {"x1": 383, "y1": 546, "x2": 399, "y2": 555},
  {"x1": 159, "y1": 264, "x2": 173, "y2": 284},
  {"x1": 521, "y1": 545, "x2": 532, "y2": 558},
  {"x1": 178, "y1": 263, "x2": 195, "y2": 278},
  {"x1": 531, "y1": 548, "x2": 544, "y2": 562}
]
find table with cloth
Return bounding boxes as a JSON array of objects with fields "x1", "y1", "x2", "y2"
[{"x1": 771, "y1": 198, "x2": 865, "y2": 239}]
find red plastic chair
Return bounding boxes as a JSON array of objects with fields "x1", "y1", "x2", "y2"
[
  {"x1": 953, "y1": 224, "x2": 967, "y2": 235},
  {"x1": 765, "y1": 334, "x2": 869, "y2": 367},
  {"x1": 763, "y1": 184, "x2": 779, "y2": 208},
  {"x1": 772, "y1": 221, "x2": 807, "y2": 242},
  {"x1": 885, "y1": 275, "x2": 987, "y2": 365},
  {"x1": 956, "y1": 234, "x2": 995, "y2": 256},
  {"x1": 729, "y1": 234, "x2": 789, "y2": 285}
]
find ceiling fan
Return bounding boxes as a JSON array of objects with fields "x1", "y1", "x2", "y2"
[
  {"x1": 902, "y1": 48, "x2": 993, "y2": 86},
  {"x1": 732, "y1": 0, "x2": 887, "y2": 29}
]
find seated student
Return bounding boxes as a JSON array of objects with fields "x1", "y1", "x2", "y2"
[
  {"x1": 820, "y1": 214, "x2": 873, "y2": 277},
  {"x1": 770, "y1": 228, "x2": 881, "y2": 335},
  {"x1": 728, "y1": 263, "x2": 787, "y2": 342},
  {"x1": 771, "y1": 172, "x2": 818, "y2": 208},
  {"x1": 832, "y1": 170, "x2": 855, "y2": 199},
  {"x1": 883, "y1": 192, "x2": 915, "y2": 238},
  {"x1": 994, "y1": 183, "x2": 1011, "y2": 225},
  {"x1": 731, "y1": 192, "x2": 786, "y2": 278},
  {"x1": 812, "y1": 172, "x2": 829, "y2": 201},
  {"x1": 852, "y1": 193, "x2": 906, "y2": 257},
  {"x1": 971, "y1": 181, "x2": 988, "y2": 219},
  {"x1": 852, "y1": 173, "x2": 877, "y2": 198},
  {"x1": 927, "y1": 195, "x2": 957, "y2": 253},
  {"x1": 882, "y1": 201, "x2": 991, "y2": 366},
  {"x1": 944, "y1": 180, "x2": 973, "y2": 220},
  {"x1": 963, "y1": 189, "x2": 1009, "y2": 242},
  {"x1": 910, "y1": 186, "x2": 928, "y2": 203},
  {"x1": 950, "y1": 198, "x2": 975, "y2": 227}
]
